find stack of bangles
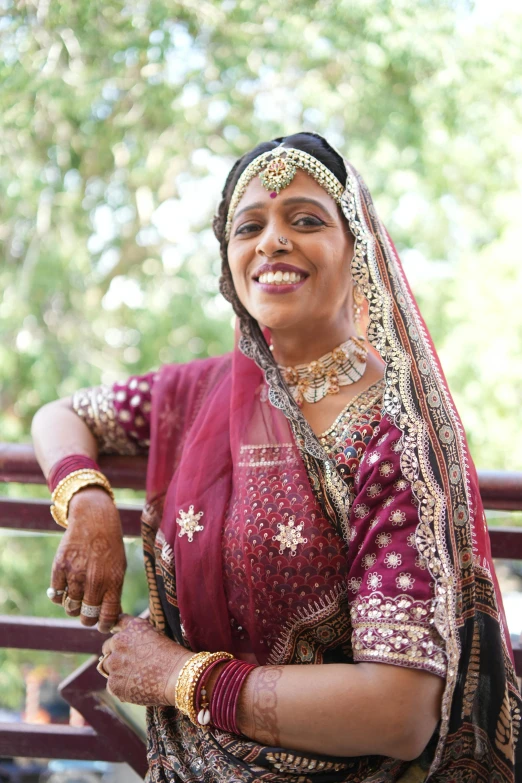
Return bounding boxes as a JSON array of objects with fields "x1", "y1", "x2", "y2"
[
  {"x1": 174, "y1": 651, "x2": 257, "y2": 733},
  {"x1": 47, "y1": 454, "x2": 114, "y2": 528}
]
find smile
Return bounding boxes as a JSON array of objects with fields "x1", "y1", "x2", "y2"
[{"x1": 257, "y1": 270, "x2": 305, "y2": 285}]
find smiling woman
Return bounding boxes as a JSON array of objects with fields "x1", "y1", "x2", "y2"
[{"x1": 31, "y1": 132, "x2": 521, "y2": 782}]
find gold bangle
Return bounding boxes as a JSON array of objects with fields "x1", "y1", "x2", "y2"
[
  {"x1": 174, "y1": 651, "x2": 233, "y2": 725},
  {"x1": 50, "y1": 469, "x2": 115, "y2": 529}
]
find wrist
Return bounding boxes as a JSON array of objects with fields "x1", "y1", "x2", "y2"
[{"x1": 164, "y1": 650, "x2": 193, "y2": 706}]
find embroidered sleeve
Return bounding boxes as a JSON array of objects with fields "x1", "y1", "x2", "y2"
[
  {"x1": 346, "y1": 414, "x2": 447, "y2": 678},
  {"x1": 72, "y1": 372, "x2": 156, "y2": 455}
]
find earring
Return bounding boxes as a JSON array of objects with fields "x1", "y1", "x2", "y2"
[
  {"x1": 278, "y1": 236, "x2": 289, "y2": 245},
  {"x1": 353, "y1": 286, "x2": 365, "y2": 337}
]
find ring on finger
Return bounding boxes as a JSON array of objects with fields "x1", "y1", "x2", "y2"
[
  {"x1": 46, "y1": 587, "x2": 65, "y2": 600},
  {"x1": 97, "y1": 652, "x2": 111, "y2": 679},
  {"x1": 81, "y1": 602, "x2": 101, "y2": 619},
  {"x1": 63, "y1": 595, "x2": 82, "y2": 612}
]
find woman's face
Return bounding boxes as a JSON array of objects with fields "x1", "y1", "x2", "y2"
[{"x1": 227, "y1": 169, "x2": 354, "y2": 334}]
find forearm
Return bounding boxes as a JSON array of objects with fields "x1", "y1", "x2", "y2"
[
  {"x1": 31, "y1": 398, "x2": 98, "y2": 478},
  {"x1": 236, "y1": 662, "x2": 444, "y2": 761}
]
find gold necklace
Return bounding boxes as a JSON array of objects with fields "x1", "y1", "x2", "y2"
[{"x1": 277, "y1": 337, "x2": 368, "y2": 406}]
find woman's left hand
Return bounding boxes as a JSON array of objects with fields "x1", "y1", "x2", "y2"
[{"x1": 99, "y1": 614, "x2": 191, "y2": 706}]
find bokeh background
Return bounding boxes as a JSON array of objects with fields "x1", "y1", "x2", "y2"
[{"x1": 1, "y1": 0, "x2": 521, "y2": 740}]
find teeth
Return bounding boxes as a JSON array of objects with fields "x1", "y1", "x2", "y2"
[{"x1": 257, "y1": 271, "x2": 305, "y2": 285}]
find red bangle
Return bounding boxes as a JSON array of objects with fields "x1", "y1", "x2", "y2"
[
  {"x1": 227, "y1": 662, "x2": 256, "y2": 734},
  {"x1": 211, "y1": 660, "x2": 238, "y2": 731},
  {"x1": 48, "y1": 455, "x2": 101, "y2": 492},
  {"x1": 194, "y1": 657, "x2": 229, "y2": 722},
  {"x1": 210, "y1": 659, "x2": 257, "y2": 734}
]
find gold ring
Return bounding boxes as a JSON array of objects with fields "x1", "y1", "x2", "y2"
[
  {"x1": 97, "y1": 653, "x2": 110, "y2": 679},
  {"x1": 63, "y1": 595, "x2": 82, "y2": 613}
]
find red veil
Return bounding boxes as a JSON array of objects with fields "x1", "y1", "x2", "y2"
[{"x1": 141, "y1": 156, "x2": 521, "y2": 781}]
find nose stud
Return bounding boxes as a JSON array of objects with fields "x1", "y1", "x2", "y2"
[{"x1": 278, "y1": 236, "x2": 289, "y2": 245}]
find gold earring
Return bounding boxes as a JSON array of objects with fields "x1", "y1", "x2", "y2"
[{"x1": 353, "y1": 287, "x2": 365, "y2": 337}]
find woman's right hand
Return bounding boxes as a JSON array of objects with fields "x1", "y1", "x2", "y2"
[{"x1": 49, "y1": 487, "x2": 127, "y2": 633}]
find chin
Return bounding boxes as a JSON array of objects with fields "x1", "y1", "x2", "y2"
[{"x1": 247, "y1": 302, "x2": 305, "y2": 332}]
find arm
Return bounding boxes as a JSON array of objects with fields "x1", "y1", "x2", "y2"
[
  {"x1": 32, "y1": 396, "x2": 98, "y2": 477},
  {"x1": 102, "y1": 616, "x2": 443, "y2": 761},
  {"x1": 31, "y1": 375, "x2": 154, "y2": 633},
  {"x1": 236, "y1": 660, "x2": 443, "y2": 761}
]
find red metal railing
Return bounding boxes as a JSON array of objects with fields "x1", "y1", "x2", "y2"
[{"x1": 1, "y1": 443, "x2": 521, "y2": 774}]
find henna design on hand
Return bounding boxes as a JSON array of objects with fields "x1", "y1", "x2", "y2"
[
  {"x1": 246, "y1": 666, "x2": 284, "y2": 747},
  {"x1": 101, "y1": 616, "x2": 190, "y2": 706},
  {"x1": 50, "y1": 488, "x2": 126, "y2": 631}
]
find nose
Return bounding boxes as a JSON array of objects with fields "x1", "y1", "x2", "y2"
[{"x1": 255, "y1": 222, "x2": 292, "y2": 258}]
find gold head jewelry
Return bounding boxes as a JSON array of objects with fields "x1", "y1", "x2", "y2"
[{"x1": 225, "y1": 147, "x2": 345, "y2": 240}]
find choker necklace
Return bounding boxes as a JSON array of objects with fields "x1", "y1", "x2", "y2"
[{"x1": 276, "y1": 336, "x2": 368, "y2": 406}]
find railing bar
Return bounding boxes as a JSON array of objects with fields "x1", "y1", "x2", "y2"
[
  {"x1": 0, "y1": 615, "x2": 109, "y2": 651},
  {"x1": 0, "y1": 723, "x2": 124, "y2": 761},
  {"x1": 0, "y1": 444, "x2": 147, "y2": 489},
  {"x1": 0, "y1": 497, "x2": 142, "y2": 537}
]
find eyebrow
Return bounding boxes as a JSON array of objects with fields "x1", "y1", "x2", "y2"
[{"x1": 233, "y1": 196, "x2": 334, "y2": 223}]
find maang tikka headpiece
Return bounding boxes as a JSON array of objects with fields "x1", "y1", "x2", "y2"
[{"x1": 225, "y1": 146, "x2": 345, "y2": 240}]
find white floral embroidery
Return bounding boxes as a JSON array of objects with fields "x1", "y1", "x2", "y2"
[
  {"x1": 384, "y1": 551, "x2": 402, "y2": 569},
  {"x1": 367, "y1": 572, "x2": 382, "y2": 590},
  {"x1": 381, "y1": 496, "x2": 394, "y2": 509},
  {"x1": 347, "y1": 576, "x2": 362, "y2": 593},
  {"x1": 369, "y1": 517, "x2": 379, "y2": 530},
  {"x1": 394, "y1": 478, "x2": 409, "y2": 491},
  {"x1": 376, "y1": 532, "x2": 392, "y2": 548},
  {"x1": 353, "y1": 503, "x2": 370, "y2": 519},
  {"x1": 176, "y1": 505, "x2": 205, "y2": 542},
  {"x1": 377, "y1": 432, "x2": 389, "y2": 446},
  {"x1": 367, "y1": 451, "x2": 381, "y2": 465},
  {"x1": 415, "y1": 555, "x2": 428, "y2": 570},
  {"x1": 391, "y1": 439, "x2": 403, "y2": 453},
  {"x1": 367, "y1": 483, "x2": 382, "y2": 498},
  {"x1": 273, "y1": 518, "x2": 307, "y2": 556},
  {"x1": 407, "y1": 532, "x2": 417, "y2": 548},
  {"x1": 349, "y1": 526, "x2": 357, "y2": 542},
  {"x1": 396, "y1": 573, "x2": 415, "y2": 590},
  {"x1": 379, "y1": 461, "x2": 394, "y2": 477},
  {"x1": 390, "y1": 510, "x2": 406, "y2": 526},
  {"x1": 362, "y1": 553, "x2": 377, "y2": 570}
]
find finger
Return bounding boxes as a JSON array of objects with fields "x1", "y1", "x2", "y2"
[
  {"x1": 101, "y1": 639, "x2": 113, "y2": 657},
  {"x1": 49, "y1": 560, "x2": 67, "y2": 605},
  {"x1": 63, "y1": 575, "x2": 85, "y2": 617},
  {"x1": 110, "y1": 613, "x2": 134, "y2": 633},
  {"x1": 98, "y1": 587, "x2": 122, "y2": 634},
  {"x1": 80, "y1": 562, "x2": 105, "y2": 627}
]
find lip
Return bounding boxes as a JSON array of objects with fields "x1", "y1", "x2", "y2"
[
  {"x1": 251, "y1": 262, "x2": 309, "y2": 280},
  {"x1": 253, "y1": 278, "x2": 308, "y2": 295}
]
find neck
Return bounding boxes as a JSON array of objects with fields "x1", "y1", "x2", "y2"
[{"x1": 269, "y1": 319, "x2": 357, "y2": 366}]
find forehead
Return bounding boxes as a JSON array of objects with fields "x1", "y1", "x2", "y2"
[{"x1": 233, "y1": 169, "x2": 338, "y2": 217}]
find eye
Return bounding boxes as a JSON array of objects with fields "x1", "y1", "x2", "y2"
[
  {"x1": 235, "y1": 221, "x2": 262, "y2": 235},
  {"x1": 293, "y1": 216, "x2": 325, "y2": 227}
]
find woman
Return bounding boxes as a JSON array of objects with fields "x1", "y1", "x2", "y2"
[{"x1": 32, "y1": 133, "x2": 521, "y2": 782}]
